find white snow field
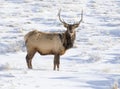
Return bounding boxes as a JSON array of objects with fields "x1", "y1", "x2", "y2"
[{"x1": 0, "y1": 0, "x2": 120, "y2": 89}]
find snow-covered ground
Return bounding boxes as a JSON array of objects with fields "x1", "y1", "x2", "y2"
[{"x1": 0, "y1": 0, "x2": 120, "y2": 89}]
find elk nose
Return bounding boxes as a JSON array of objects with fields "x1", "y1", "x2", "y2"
[{"x1": 69, "y1": 30, "x2": 73, "y2": 33}]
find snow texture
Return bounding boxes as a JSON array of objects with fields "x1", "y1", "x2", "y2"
[{"x1": 0, "y1": 0, "x2": 120, "y2": 89}]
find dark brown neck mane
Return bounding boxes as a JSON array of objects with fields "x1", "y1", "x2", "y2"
[{"x1": 63, "y1": 31, "x2": 76, "y2": 50}]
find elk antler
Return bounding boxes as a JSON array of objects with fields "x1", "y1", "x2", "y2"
[
  {"x1": 58, "y1": 9, "x2": 83, "y2": 26},
  {"x1": 78, "y1": 10, "x2": 83, "y2": 25},
  {"x1": 58, "y1": 9, "x2": 68, "y2": 25}
]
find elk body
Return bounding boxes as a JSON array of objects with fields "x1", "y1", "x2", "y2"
[{"x1": 24, "y1": 10, "x2": 83, "y2": 71}]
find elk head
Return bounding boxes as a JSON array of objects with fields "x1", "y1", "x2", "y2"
[{"x1": 58, "y1": 9, "x2": 83, "y2": 49}]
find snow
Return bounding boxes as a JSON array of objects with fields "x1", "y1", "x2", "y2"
[{"x1": 0, "y1": 0, "x2": 120, "y2": 89}]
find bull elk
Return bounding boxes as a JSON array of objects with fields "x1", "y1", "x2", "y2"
[{"x1": 24, "y1": 10, "x2": 83, "y2": 71}]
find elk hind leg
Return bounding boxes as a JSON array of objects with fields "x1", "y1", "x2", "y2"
[{"x1": 26, "y1": 50, "x2": 36, "y2": 69}]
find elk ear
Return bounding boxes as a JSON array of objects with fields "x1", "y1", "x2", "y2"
[
  {"x1": 73, "y1": 24, "x2": 79, "y2": 28},
  {"x1": 64, "y1": 23, "x2": 68, "y2": 28}
]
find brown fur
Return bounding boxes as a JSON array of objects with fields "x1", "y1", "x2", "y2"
[{"x1": 25, "y1": 30, "x2": 66, "y2": 55}]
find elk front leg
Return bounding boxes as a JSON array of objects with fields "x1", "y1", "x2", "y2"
[{"x1": 53, "y1": 54, "x2": 60, "y2": 71}]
